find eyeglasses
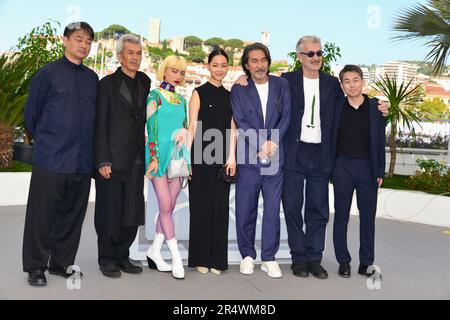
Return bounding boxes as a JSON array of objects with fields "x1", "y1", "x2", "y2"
[{"x1": 299, "y1": 50, "x2": 324, "y2": 58}]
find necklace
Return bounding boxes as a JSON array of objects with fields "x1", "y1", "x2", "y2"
[
  {"x1": 160, "y1": 81, "x2": 176, "y2": 92},
  {"x1": 157, "y1": 86, "x2": 181, "y2": 105},
  {"x1": 306, "y1": 94, "x2": 316, "y2": 129}
]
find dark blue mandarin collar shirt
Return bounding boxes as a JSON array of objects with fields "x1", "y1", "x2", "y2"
[{"x1": 24, "y1": 56, "x2": 99, "y2": 174}]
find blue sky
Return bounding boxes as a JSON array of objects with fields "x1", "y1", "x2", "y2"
[{"x1": 0, "y1": 0, "x2": 431, "y2": 65}]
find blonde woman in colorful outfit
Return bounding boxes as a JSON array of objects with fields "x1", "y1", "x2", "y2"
[{"x1": 145, "y1": 55, "x2": 188, "y2": 280}]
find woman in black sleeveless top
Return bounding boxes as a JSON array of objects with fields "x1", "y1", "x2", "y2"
[{"x1": 187, "y1": 48, "x2": 237, "y2": 275}]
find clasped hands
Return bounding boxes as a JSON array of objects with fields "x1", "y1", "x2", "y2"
[{"x1": 258, "y1": 140, "x2": 278, "y2": 160}]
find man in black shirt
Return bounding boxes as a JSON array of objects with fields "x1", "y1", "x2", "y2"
[
  {"x1": 333, "y1": 65, "x2": 386, "y2": 278},
  {"x1": 23, "y1": 22, "x2": 98, "y2": 286},
  {"x1": 336, "y1": 94, "x2": 371, "y2": 159},
  {"x1": 94, "y1": 34, "x2": 151, "y2": 278}
]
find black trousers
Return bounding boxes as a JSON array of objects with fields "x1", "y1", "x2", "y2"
[
  {"x1": 282, "y1": 142, "x2": 330, "y2": 263},
  {"x1": 333, "y1": 156, "x2": 378, "y2": 265},
  {"x1": 22, "y1": 165, "x2": 91, "y2": 272},
  {"x1": 95, "y1": 223, "x2": 138, "y2": 267},
  {"x1": 94, "y1": 162, "x2": 144, "y2": 266}
]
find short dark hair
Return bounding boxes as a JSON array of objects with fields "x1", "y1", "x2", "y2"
[
  {"x1": 241, "y1": 42, "x2": 271, "y2": 77},
  {"x1": 339, "y1": 64, "x2": 364, "y2": 82},
  {"x1": 64, "y1": 22, "x2": 95, "y2": 40},
  {"x1": 208, "y1": 46, "x2": 229, "y2": 64}
]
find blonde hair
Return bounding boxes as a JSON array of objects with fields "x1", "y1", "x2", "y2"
[{"x1": 156, "y1": 55, "x2": 187, "y2": 86}]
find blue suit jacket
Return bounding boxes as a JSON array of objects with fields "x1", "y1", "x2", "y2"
[
  {"x1": 282, "y1": 69, "x2": 345, "y2": 175},
  {"x1": 231, "y1": 75, "x2": 291, "y2": 169}
]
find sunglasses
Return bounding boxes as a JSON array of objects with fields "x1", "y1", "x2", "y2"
[{"x1": 300, "y1": 50, "x2": 324, "y2": 58}]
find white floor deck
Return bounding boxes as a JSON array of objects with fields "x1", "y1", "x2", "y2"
[{"x1": 1, "y1": 204, "x2": 449, "y2": 300}]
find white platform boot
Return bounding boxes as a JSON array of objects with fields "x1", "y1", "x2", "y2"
[
  {"x1": 166, "y1": 238, "x2": 185, "y2": 280},
  {"x1": 146, "y1": 233, "x2": 172, "y2": 272}
]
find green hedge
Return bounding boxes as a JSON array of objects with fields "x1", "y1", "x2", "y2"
[{"x1": 0, "y1": 161, "x2": 32, "y2": 172}]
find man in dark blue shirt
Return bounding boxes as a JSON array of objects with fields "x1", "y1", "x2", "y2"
[
  {"x1": 22, "y1": 22, "x2": 98, "y2": 287},
  {"x1": 333, "y1": 65, "x2": 386, "y2": 279}
]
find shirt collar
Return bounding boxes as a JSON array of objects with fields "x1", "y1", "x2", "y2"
[
  {"x1": 117, "y1": 67, "x2": 137, "y2": 82},
  {"x1": 346, "y1": 94, "x2": 369, "y2": 110},
  {"x1": 62, "y1": 55, "x2": 84, "y2": 70}
]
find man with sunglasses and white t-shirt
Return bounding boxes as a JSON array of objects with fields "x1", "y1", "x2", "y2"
[{"x1": 281, "y1": 36, "x2": 389, "y2": 280}]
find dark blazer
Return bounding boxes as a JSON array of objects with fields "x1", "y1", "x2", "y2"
[
  {"x1": 370, "y1": 98, "x2": 387, "y2": 179},
  {"x1": 334, "y1": 97, "x2": 386, "y2": 179},
  {"x1": 94, "y1": 68, "x2": 151, "y2": 181},
  {"x1": 282, "y1": 69, "x2": 345, "y2": 175},
  {"x1": 231, "y1": 75, "x2": 291, "y2": 169}
]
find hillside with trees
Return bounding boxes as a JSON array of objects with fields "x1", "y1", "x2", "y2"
[
  {"x1": 149, "y1": 35, "x2": 245, "y2": 65},
  {"x1": 94, "y1": 24, "x2": 143, "y2": 40}
]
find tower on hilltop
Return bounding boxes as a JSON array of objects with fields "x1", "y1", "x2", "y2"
[
  {"x1": 149, "y1": 18, "x2": 161, "y2": 44},
  {"x1": 261, "y1": 31, "x2": 270, "y2": 47}
]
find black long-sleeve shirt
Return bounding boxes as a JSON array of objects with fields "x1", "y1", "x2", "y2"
[
  {"x1": 24, "y1": 56, "x2": 98, "y2": 174},
  {"x1": 336, "y1": 95, "x2": 371, "y2": 159}
]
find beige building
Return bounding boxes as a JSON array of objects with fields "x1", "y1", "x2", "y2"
[
  {"x1": 148, "y1": 19, "x2": 161, "y2": 44},
  {"x1": 261, "y1": 31, "x2": 270, "y2": 47},
  {"x1": 425, "y1": 82, "x2": 450, "y2": 110},
  {"x1": 167, "y1": 37, "x2": 186, "y2": 54},
  {"x1": 376, "y1": 61, "x2": 419, "y2": 87}
]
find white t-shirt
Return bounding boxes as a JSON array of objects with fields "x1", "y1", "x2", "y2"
[
  {"x1": 255, "y1": 82, "x2": 269, "y2": 126},
  {"x1": 300, "y1": 77, "x2": 321, "y2": 143}
]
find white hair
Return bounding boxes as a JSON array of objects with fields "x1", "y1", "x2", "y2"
[
  {"x1": 116, "y1": 34, "x2": 141, "y2": 55},
  {"x1": 296, "y1": 35, "x2": 322, "y2": 53}
]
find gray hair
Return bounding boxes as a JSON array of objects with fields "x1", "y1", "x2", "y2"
[
  {"x1": 116, "y1": 34, "x2": 141, "y2": 55},
  {"x1": 296, "y1": 35, "x2": 322, "y2": 53}
]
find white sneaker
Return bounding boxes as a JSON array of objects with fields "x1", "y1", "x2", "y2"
[
  {"x1": 240, "y1": 256, "x2": 255, "y2": 275},
  {"x1": 261, "y1": 261, "x2": 283, "y2": 278}
]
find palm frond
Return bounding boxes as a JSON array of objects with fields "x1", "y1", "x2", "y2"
[
  {"x1": 0, "y1": 54, "x2": 31, "y2": 129},
  {"x1": 371, "y1": 74, "x2": 423, "y2": 130},
  {"x1": 392, "y1": 0, "x2": 450, "y2": 75}
]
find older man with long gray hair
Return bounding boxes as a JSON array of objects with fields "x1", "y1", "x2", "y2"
[{"x1": 94, "y1": 34, "x2": 151, "y2": 278}]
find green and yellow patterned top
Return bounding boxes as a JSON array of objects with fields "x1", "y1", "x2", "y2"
[{"x1": 145, "y1": 87, "x2": 187, "y2": 177}]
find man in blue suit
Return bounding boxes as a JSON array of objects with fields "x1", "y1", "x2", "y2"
[
  {"x1": 333, "y1": 65, "x2": 386, "y2": 279},
  {"x1": 281, "y1": 36, "x2": 388, "y2": 279},
  {"x1": 231, "y1": 43, "x2": 291, "y2": 278}
]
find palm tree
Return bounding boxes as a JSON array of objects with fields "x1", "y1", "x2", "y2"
[
  {"x1": 393, "y1": 0, "x2": 450, "y2": 75},
  {"x1": 0, "y1": 54, "x2": 31, "y2": 168},
  {"x1": 372, "y1": 75, "x2": 423, "y2": 177},
  {"x1": 0, "y1": 21, "x2": 64, "y2": 168}
]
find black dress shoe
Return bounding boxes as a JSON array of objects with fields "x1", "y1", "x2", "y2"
[
  {"x1": 118, "y1": 260, "x2": 143, "y2": 274},
  {"x1": 291, "y1": 262, "x2": 309, "y2": 278},
  {"x1": 307, "y1": 262, "x2": 328, "y2": 279},
  {"x1": 28, "y1": 269, "x2": 47, "y2": 287},
  {"x1": 338, "y1": 263, "x2": 351, "y2": 278},
  {"x1": 100, "y1": 264, "x2": 121, "y2": 278},
  {"x1": 49, "y1": 265, "x2": 84, "y2": 279},
  {"x1": 358, "y1": 264, "x2": 381, "y2": 278}
]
